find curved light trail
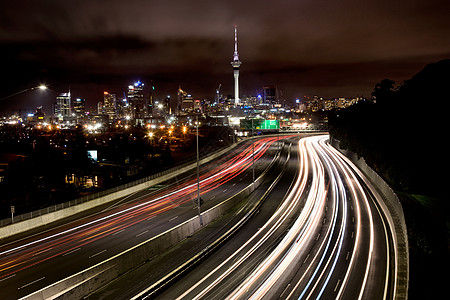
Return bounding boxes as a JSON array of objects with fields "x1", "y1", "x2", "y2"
[
  {"x1": 0, "y1": 136, "x2": 286, "y2": 298},
  {"x1": 173, "y1": 135, "x2": 392, "y2": 300}
]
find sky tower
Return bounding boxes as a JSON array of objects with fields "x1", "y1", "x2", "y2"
[{"x1": 231, "y1": 25, "x2": 242, "y2": 105}]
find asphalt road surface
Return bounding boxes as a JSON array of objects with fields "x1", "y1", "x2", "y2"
[
  {"x1": 155, "y1": 135, "x2": 395, "y2": 300},
  {"x1": 0, "y1": 135, "x2": 286, "y2": 299},
  {"x1": 0, "y1": 134, "x2": 395, "y2": 299}
]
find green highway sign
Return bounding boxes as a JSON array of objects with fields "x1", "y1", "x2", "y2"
[{"x1": 240, "y1": 119, "x2": 279, "y2": 130}]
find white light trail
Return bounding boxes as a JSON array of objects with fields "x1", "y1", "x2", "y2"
[
  {"x1": 0, "y1": 141, "x2": 271, "y2": 259},
  {"x1": 175, "y1": 141, "x2": 308, "y2": 299},
  {"x1": 181, "y1": 135, "x2": 381, "y2": 300}
]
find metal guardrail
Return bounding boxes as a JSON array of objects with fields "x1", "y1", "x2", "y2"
[
  {"x1": 0, "y1": 161, "x2": 193, "y2": 227},
  {"x1": 279, "y1": 125, "x2": 328, "y2": 132},
  {"x1": 0, "y1": 137, "x2": 242, "y2": 228},
  {"x1": 0, "y1": 133, "x2": 286, "y2": 227}
]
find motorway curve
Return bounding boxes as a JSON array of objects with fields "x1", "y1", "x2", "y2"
[
  {"x1": 156, "y1": 135, "x2": 394, "y2": 300},
  {"x1": 0, "y1": 134, "x2": 395, "y2": 300}
]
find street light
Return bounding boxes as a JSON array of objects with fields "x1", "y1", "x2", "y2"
[
  {"x1": 0, "y1": 84, "x2": 48, "y2": 101},
  {"x1": 251, "y1": 118, "x2": 255, "y2": 183},
  {"x1": 148, "y1": 131, "x2": 154, "y2": 145},
  {"x1": 196, "y1": 115, "x2": 203, "y2": 226}
]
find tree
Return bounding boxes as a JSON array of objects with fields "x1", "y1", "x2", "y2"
[{"x1": 371, "y1": 78, "x2": 395, "y2": 104}]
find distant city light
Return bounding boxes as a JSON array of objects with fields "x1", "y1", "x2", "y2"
[
  {"x1": 85, "y1": 123, "x2": 102, "y2": 132},
  {"x1": 293, "y1": 122, "x2": 308, "y2": 129},
  {"x1": 88, "y1": 150, "x2": 98, "y2": 162}
]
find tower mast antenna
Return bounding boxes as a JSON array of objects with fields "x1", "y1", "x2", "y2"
[{"x1": 234, "y1": 25, "x2": 239, "y2": 60}]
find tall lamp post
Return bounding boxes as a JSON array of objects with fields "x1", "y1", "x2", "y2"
[
  {"x1": 252, "y1": 118, "x2": 255, "y2": 183},
  {"x1": 196, "y1": 115, "x2": 203, "y2": 225},
  {"x1": 0, "y1": 84, "x2": 47, "y2": 101}
]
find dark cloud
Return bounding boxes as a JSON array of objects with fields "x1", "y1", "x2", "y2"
[{"x1": 1, "y1": 0, "x2": 449, "y2": 111}]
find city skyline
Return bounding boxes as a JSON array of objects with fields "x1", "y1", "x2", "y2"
[{"x1": 1, "y1": 0, "x2": 449, "y2": 112}]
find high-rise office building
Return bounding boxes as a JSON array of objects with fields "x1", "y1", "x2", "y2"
[
  {"x1": 177, "y1": 86, "x2": 188, "y2": 112},
  {"x1": 127, "y1": 81, "x2": 146, "y2": 119},
  {"x1": 103, "y1": 91, "x2": 116, "y2": 120},
  {"x1": 262, "y1": 85, "x2": 278, "y2": 106},
  {"x1": 73, "y1": 98, "x2": 85, "y2": 121},
  {"x1": 55, "y1": 91, "x2": 71, "y2": 120},
  {"x1": 181, "y1": 94, "x2": 194, "y2": 112},
  {"x1": 169, "y1": 93, "x2": 180, "y2": 115}
]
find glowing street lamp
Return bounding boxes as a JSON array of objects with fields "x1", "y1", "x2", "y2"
[
  {"x1": 196, "y1": 115, "x2": 203, "y2": 226},
  {"x1": 0, "y1": 84, "x2": 48, "y2": 101},
  {"x1": 148, "y1": 131, "x2": 154, "y2": 145}
]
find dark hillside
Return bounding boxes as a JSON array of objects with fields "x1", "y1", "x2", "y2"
[{"x1": 329, "y1": 59, "x2": 449, "y2": 300}]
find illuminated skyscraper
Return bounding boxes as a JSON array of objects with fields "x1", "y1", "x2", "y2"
[
  {"x1": 73, "y1": 98, "x2": 85, "y2": 122},
  {"x1": 103, "y1": 91, "x2": 116, "y2": 120},
  {"x1": 55, "y1": 90, "x2": 71, "y2": 120},
  {"x1": 127, "y1": 81, "x2": 146, "y2": 119},
  {"x1": 231, "y1": 26, "x2": 242, "y2": 105}
]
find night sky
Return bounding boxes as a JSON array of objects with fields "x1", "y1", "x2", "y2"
[{"x1": 1, "y1": 0, "x2": 449, "y2": 113}]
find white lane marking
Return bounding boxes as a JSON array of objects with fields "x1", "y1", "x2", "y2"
[
  {"x1": 63, "y1": 248, "x2": 81, "y2": 256},
  {"x1": 19, "y1": 277, "x2": 45, "y2": 289},
  {"x1": 89, "y1": 249, "x2": 106, "y2": 259},
  {"x1": 136, "y1": 230, "x2": 149, "y2": 237},
  {"x1": 112, "y1": 229, "x2": 125, "y2": 235},
  {"x1": 303, "y1": 254, "x2": 310, "y2": 264},
  {"x1": 334, "y1": 279, "x2": 341, "y2": 292},
  {"x1": 169, "y1": 216, "x2": 178, "y2": 222},
  {"x1": 0, "y1": 274, "x2": 15, "y2": 283}
]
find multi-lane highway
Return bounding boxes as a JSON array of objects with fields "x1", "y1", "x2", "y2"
[
  {"x1": 0, "y1": 135, "x2": 284, "y2": 299},
  {"x1": 154, "y1": 135, "x2": 395, "y2": 300},
  {"x1": 0, "y1": 134, "x2": 396, "y2": 299}
]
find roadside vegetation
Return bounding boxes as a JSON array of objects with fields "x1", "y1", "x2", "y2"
[{"x1": 329, "y1": 60, "x2": 449, "y2": 299}]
